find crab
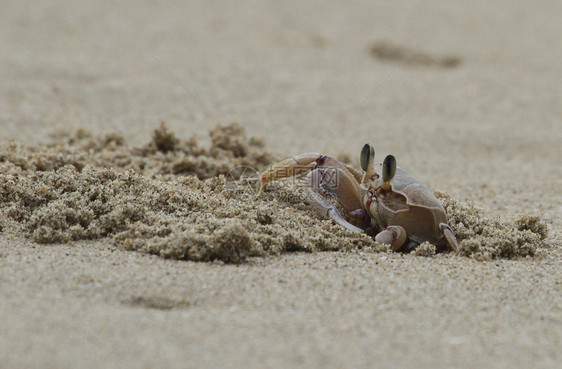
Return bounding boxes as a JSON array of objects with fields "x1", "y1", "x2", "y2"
[{"x1": 258, "y1": 144, "x2": 458, "y2": 252}]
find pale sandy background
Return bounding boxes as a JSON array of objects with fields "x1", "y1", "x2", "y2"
[{"x1": 1, "y1": 0, "x2": 561, "y2": 368}]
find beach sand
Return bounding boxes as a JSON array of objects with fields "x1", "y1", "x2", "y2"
[{"x1": 1, "y1": 1, "x2": 561, "y2": 368}]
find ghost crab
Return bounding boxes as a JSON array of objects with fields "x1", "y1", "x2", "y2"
[{"x1": 258, "y1": 144, "x2": 458, "y2": 252}]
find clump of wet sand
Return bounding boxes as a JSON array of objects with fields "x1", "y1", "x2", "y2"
[
  {"x1": 436, "y1": 192, "x2": 548, "y2": 260},
  {"x1": 0, "y1": 124, "x2": 548, "y2": 263},
  {"x1": 370, "y1": 41, "x2": 462, "y2": 68}
]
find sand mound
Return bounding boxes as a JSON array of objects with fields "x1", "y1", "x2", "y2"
[
  {"x1": 0, "y1": 124, "x2": 548, "y2": 263},
  {"x1": 370, "y1": 41, "x2": 461, "y2": 68},
  {"x1": 437, "y1": 192, "x2": 548, "y2": 260}
]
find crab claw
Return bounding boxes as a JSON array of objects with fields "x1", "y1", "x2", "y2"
[{"x1": 375, "y1": 225, "x2": 407, "y2": 251}]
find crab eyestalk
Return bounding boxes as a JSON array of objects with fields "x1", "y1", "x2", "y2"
[
  {"x1": 381, "y1": 154, "x2": 396, "y2": 190},
  {"x1": 360, "y1": 143, "x2": 376, "y2": 183}
]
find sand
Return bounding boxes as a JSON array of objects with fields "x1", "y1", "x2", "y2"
[
  {"x1": 0, "y1": 124, "x2": 548, "y2": 262},
  {"x1": 1, "y1": 1, "x2": 561, "y2": 368}
]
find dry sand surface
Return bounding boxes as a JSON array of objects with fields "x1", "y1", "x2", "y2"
[{"x1": 1, "y1": 1, "x2": 561, "y2": 368}]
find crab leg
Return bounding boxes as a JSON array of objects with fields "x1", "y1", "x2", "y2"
[
  {"x1": 258, "y1": 153, "x2": 368, "y2": 231},
  {"x1": 258, "y1": 153, "x2": 356, "y2": 195},
  {"x1": 307, "y1": 167, "x2": 367, "y2": 231},
  {"x1": 309, "y1": 167, "x2": 363, "y2": 212},
  {"x1": 307, "y1": 187, "x2": 364, "y2": 232},
  {"x1": 440, "y1": 223, "x2": 458, "y2": 251}
]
